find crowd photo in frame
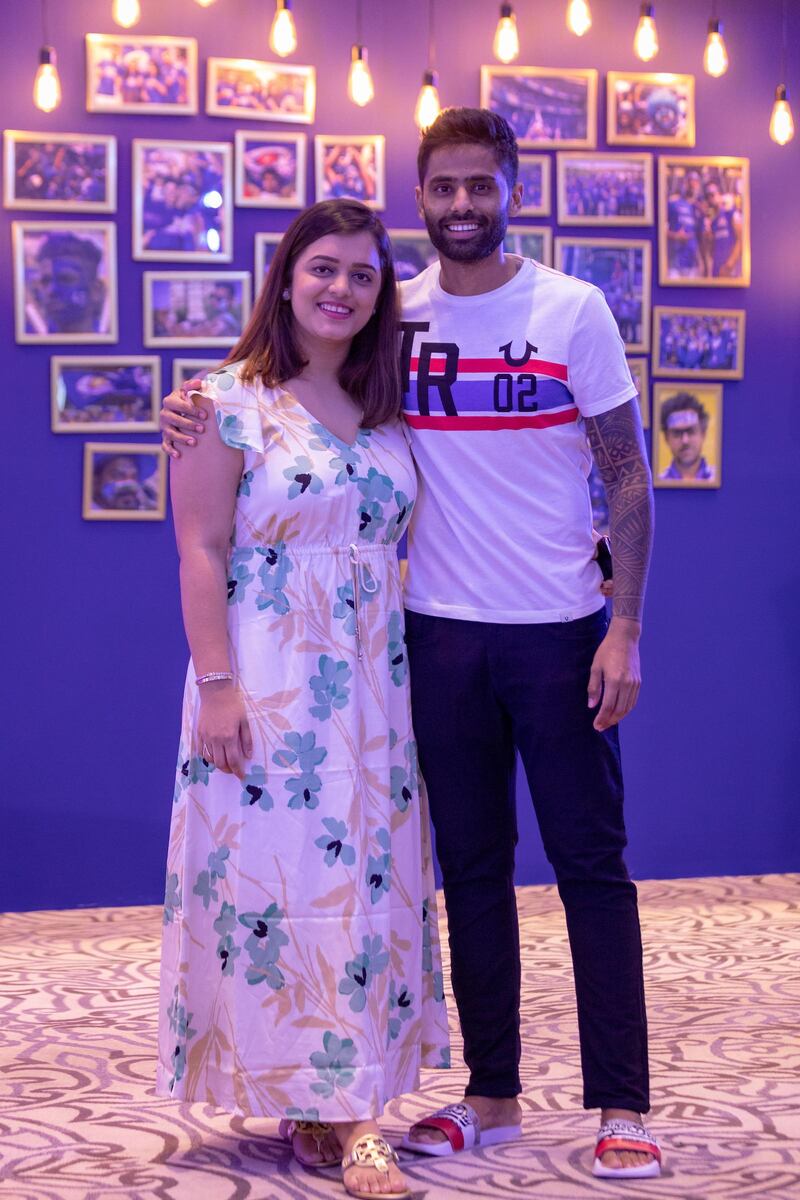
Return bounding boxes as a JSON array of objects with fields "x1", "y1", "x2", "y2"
[
  {"x1": 85, "y1": 33, "x2": 197, "y2": 114},
  {"x1": 82, "y1": 442, "x2": 167, "y2": 520},
  {"x1": 143, "y1": 271, "x2": 251, "y2": 348},
  {"x1": 387, "y1": 229, "x2": 438, "y2": 282},
  {"x1": 652, "y1": 383, "x2": 723, "y2": 488},
  {"x1": 51, "y1": 356, "x2": 160, "y2": 433},
  {"x1": 132, "y1": 139, "x2": 233, "y2": 262},
  {"x1": 607, "y1": 71, "x2": 695, "y2": 147},
  {"x1": 556, "y1": 151, "x2": 653, "y2": 226},
  {"x1": 480, "y1": 65, "x2": 598, "y2": 148},
  {"x1": 653, "y1": 307, "x2": 745, "y2": 379},
  {"x1": 206, "y1": 58, "x2": 316, "y2": 123},
  {"x1": 314, "y1": 135, "x2": 385, "y2": 208},
  {"x1": 172, "y1": 359, "x2": 222, "y2": 390},
  {"x1": 505, "y1": 226, "x2": 553, "y2": 266},
  {"x1": 517, "y1": 153, "x2": 551, "y2": 216},
  {"x1": 659, "y1": 155, "x2": 750, "y2": 286},
  {"x1": 12, "y1": 220, "x2": 118, "y2": 344},
  {"x1": 235, "y1": 131, "x2": 306, "y2": 208},
  {"x1": 555, "y1": 236, "x2": 651, "y2": 352},
  {"x1": 3, "y1": 131, "x2": 116, "y2": 213}
]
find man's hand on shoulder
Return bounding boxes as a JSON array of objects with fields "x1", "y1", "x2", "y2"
[
  {"x1": 160, "y1": 378, "x2": 207, "y2": 460},
  {"x1": 588, "y1": 616, "x2": 641, "y2": 732}
]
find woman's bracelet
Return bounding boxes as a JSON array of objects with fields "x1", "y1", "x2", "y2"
[{"x1": 196, "y1": 671, "x2": 235, "y2": 685}]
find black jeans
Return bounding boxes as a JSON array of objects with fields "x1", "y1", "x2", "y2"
[{"x1": 405, "y1": 607, "x2": 649, "y2": 1113}]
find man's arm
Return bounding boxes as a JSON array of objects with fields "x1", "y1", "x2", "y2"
[
  {"x1": 584, "y1": 398, "x2": 654, "y2": 731},
  {"x1": 160, "y1": 378, "x2": 208, "y2": 459}
]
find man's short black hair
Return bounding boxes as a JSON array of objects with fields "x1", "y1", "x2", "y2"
[
  {"x1": 37, "y1": 233, "x2": 102, "y2": 275},
  {"x1": 417, "y1": 107, "x2": 519, "y2": 189},
  {"x1": 660, "y1": 391, "x2": 709, "y2": 433}
]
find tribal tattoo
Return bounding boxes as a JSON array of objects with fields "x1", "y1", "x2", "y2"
[{"x1": 585, "y1": 399, "x2": 654, "y2": 623}]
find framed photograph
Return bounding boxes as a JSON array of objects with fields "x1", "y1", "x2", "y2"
[
  {"x1": 235, "y1": 131, "x2": 306, "y2": 208},
  {"x1": 206, "y1": 58, "x2": 315, "y2": 123},
  {"x1": 555, "y1": 237, "x2": 651, "y2": 352},
  {"x1": 51, "y1": 356, "x2": 160, "y2": 433},
  {"x1": 517, "y1": 153, "x2": 551, "y2": 217},
  {"x1": 12, "y1": 220, "x2": 117, "y2": 344},
  {"x1": 627, "y1": 356, "x2": 649, "y2": 428},
  {"x1": 172, "y1": 358, "x2": 222, "y2": 390},
  {"x1": 132, "y1": 139, "x2": 232, "y2": 262},
  {"x1": 659, "y1": 156, "x2": 750, "y2": 287},
  {"x1": 607, "y1": 72, "x2": 695, "y2": 147},
  {"x1": 504, "y1": 225, "x2": 553, "y2": 266},
  {"x1": 254, "y1": 233, "x2": 284, "y2": 295},
  {"x1": 83, "y1": 442, "x2": 167, "y2": 520},
  {"x1": 3, "y1": 131, "x2": 116, "y2": 213},
  {"x1": 480, "y1": 66, "x2": 598, "y2": 148},
  {"x1": 653, "y1": 307, "x2": 745, "y2": 380},
  {"x1": 85, "y1": 34, "x2": 197, "y2": 115},
  {"x1": 143, "y1": 271, "x2": 251, "y2": 348},
  {"x1": 556, "y1": 151, "x2": 653, "y2": 226},
  {"x1": 387, "y1": 229, "x2": 438, "y2": 282},
  {"x1": 314, "y1": 135, "x2": 385, "y2": 209},
  {"x1": 588, "y1": 464, "x2": 610, "y2": 536},
  {"x1": 652, "y1": 383, "x2": 722, "y2": 489}
]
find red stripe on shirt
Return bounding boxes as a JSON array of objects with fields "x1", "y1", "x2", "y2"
[
  {"x1": 410, "y1": 357, "x2": 569, "y2": 381},
  {"x1": 405, "y1": 408, "x2": 579, "y2": 431}
]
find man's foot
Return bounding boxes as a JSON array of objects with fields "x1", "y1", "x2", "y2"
[
  {"x1": 405, "y1": 1094, "x2": 522, "y2": 1149},
  {"x1": 597, "y1": 1108, "x2": 659, "y2": 1172},
  {"x1": 337, "y1": 1120, "x2": 409, "y2": 1198}
]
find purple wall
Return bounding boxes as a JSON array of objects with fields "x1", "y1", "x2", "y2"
[{"x1": 3, "y1": 0, "x2": 799, "y2": 911}]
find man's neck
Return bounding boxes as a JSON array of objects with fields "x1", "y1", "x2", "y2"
[{"x1": 437, "y1": 250, "x2": 522, "y2": 297}]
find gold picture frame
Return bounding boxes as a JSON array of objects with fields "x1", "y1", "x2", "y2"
[
  {"x1": 627, "y1": 356, "x2": 650, "y2": 428},
  {"x1": 517, "y1": 153, "x2": 551, "y2": 216},
  {"x1": 235, "y1": 130, "x2": 306, "y2": 208},
  {"x1": 206, "y1": 58, "x2": 315, "y2": 123},
  {"x1": 556, "y1": 151, "x2": 653, "y2": 226},
  {"x1": 480, "y1": 66, "x2": 598, "y2": 149},
  {"x1": 254, "y1": 232, "x2": 284, "y2": 296},
  {"x1": 82, "y1": 442, "x2": 167, "y2": 520},
  {"x1": 607, "y1": 71, "x2": 695, "y2": 147},
  {"x1": 314, "y1": 135, "x2": 386, "y2": 210},
  {"x1": 132, "y1": 139, "x2": 233, "y2": 262},
  {"x1": 652, "y1": 383, "x2": 723, "y2": 489},
  {"x1": 658, "y1": 156, "x2": 750, "y2": 287},
  {"x1": 12, "y1": 219, "x2": 118, "y2": 344},
  {"x1": 51, "y1": 355, "x2": 160, "y2": 433},
  {"x1": 3, "y1": 130, "x2": 117, "y2": 213},
  {"x1": 387, "y1": 228, "x2": 438, "y2": 282},
  {"x1": 505, "y1": 225, "x2": 553, "y2": 267},
  {"x1": 143, "y1": 270, "x2": 251, "y2": 348},
  {"x1": 554, "y1": 236, "x2": 652, "y2": 352},
  {"x1": 653, "y1": 307, "x2": 745, "y2": 379},
  {"x1": 172, "y1": 358, "x2": 222, "y2": 391},
  {"x1": 85, "y1": 33, "x2": 198, "y2": 115}
]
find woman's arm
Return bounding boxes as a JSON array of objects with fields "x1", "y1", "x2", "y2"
[{"x1": 171, "y1": 405, "x2": 252, "y2": 776}]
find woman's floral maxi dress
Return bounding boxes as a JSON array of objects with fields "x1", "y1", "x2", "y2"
[{"x1": 157, "y1": 366, "x2": 450, "y2": 1121}]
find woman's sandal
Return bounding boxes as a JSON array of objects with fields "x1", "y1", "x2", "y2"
[
  {"x1": 592, "y1": 1118, "x2": 662, "y2": 1178},
  {"x1": 278, "y1": 1118, "x2": 341, "y2": 1167},
  {"x1": 341, "y1": 1133, "x2": 411, "y2": 1200}
]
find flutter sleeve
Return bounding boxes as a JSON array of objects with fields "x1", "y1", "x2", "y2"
[{"x1": 200, "y1": 364, "x2": 265, "y2": 454}]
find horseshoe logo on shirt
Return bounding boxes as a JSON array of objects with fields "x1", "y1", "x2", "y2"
[{"x1": 499, "y1": 340, "x2": 538, "y2": 367}]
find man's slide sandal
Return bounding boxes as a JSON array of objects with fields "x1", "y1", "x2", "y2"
[
  {"x1": 400, "y1": 1101, "x2": 522, "y2": 1157},
  {"x1": 341, "y1": 1134, "x2": 411, "y2": 1200},
  {"x1": 592, "y1": 1118, "x2": 662, "y2": 1178}
]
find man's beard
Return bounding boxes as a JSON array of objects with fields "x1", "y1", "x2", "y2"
[{"x1": 424, "y1": 208, "x2": 509, "y2": 262}]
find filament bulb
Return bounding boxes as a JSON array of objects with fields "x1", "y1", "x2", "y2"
[
  {"x1": 703, "y1": 20, "x2": 729, "y2": 77},
  {"x1": 33, "y1": 48, "x2": 61, "y2": 113},
  {"x1": 633, "y1": 4, "x2": 659, "y2": 62},
  {"x1": 566, "y1": 0, "x2": 592, "y2": 37},
  {"x1": 414, "y1": 71, "x2": 441, "y2": 131},
  {"x1": 770, "y1": 85, "x2": 795, "y2": 145},
  {"x1": 348, "y1": 47, "x2": 375, "y2": 107},
  {"x1": 112, "y1": 0, "x2": 141, "y2": 27},
  {"x1": 493, "y1": 5, "x2": 520, "y2": 64},
  {"x1": 269, "y1": 1, "x2": 297, "y2": 57}
]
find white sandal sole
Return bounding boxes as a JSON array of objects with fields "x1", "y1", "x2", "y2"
[{"x1": 400, "y1": 1123, "x2": 522, "y2": 1157}]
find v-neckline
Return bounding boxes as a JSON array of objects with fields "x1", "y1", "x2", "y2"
[{"x1": 278, "y1": 386, "x2": 366, "y2": 450}]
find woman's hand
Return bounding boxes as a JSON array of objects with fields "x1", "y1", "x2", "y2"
[{"x1": 197, "y1": 682, "x2": 253, "y2": 778}]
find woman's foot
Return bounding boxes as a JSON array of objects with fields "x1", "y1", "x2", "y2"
[
  {"x1": 280, "y1": 1119, "x2": 341, "y2": 1166},
  {"x1": 336, "y1": 1120, "x2": 409, "y2": 1197},
  {"x1": 597, "y1": 1108, "x2": 657, "y2": 1171}
]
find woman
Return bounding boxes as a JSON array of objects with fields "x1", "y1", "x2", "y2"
[{"x1": 158, "y1": 200, "x2": 450, "y2": 1200}]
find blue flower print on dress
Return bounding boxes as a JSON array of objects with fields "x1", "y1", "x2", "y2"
[
  {"x1": 366, "y1": 827, "x2": 391, "y2": 904},
  {"x1": 213, "y1": 902, "x2": 241, "y2": 977},
  {"x1": 339, "y1": 934, "x2": 390, "y2": 1013},
  {"x1": 387, "y1": 981, "x2": 415, "y2": 1042},
  {"x1": 166, "y1": 985, "x2": 197, "y2": 1090},
  {"x1": 207, "y1": 369, "x2": 236, "y2": 392},
  {"x1": 238, "y1": 903, "x2": 289, "y2": 989},
  {"x1": 315, "y1": 817, "x2": 356, "y2": 868},
  {"x1": 163, "y1": 872, "x2": 181, "y2": 925},
  {"x1": 357, "y1": 467, "x2": 394, "y2": 505},
  {"x1": 285, "y1": 1106, "x2": 321, "y2": 1122},
  {"x1": 309, "y1": 654, "x2": 352, "y2": 721},
  {"x1": 387, "y1": 611, "x2": 408, "y2": 686},
  {"x1": 284, "y1": 455, "x2": 324, "y2": 499},
  {"x1": 255, "y1": 543, "x2": 292, "y2": 614},
  {"x1": 240, "y1": 764, "x2": 274, "y2": 812},
  {"x1": 382, "y1": 491, "x2": 414, "y2": 544},
  {"x1": 273, "y1": 731, "x2": 327, "y2": 810},
  {"x1": 309, "y1": 1031, "x2": 358, "y2": 1098},
  {"x1": 192, "y1": 845, "x2": 230, "y2": 911},
  {"x1": 357, "y1": 500, "x2": 386, "y2": 543},
  {"x1": 216, "y1": 412, "x2": 251, "y2": 451},
  {"x1": 237, "y1": 469, "x2": 254, "y2": 498},
  {"x1": 422, "y1": 897, "x2": 433, "y2": 973},
  {"x1": 180, "y1": 754, "x2": 214, "y2": 787},
  {"x1": 391, "y1": 738, "x2": 418, "y2": 812},
  {"x1": 333, "y1": 578, "x2": 381, "y2": 636}
]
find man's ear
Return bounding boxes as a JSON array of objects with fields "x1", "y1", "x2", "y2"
[
  {"x1": 414, "y1": 184, "x2": 425, "y2": 220},
  {"x1": 509, "y1": 181, "x2": 523, "y2": 218}
]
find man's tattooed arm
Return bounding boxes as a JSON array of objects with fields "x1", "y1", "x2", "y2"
[{"x1": 585, "y1": 399, "x2": 654, "y2": 624}]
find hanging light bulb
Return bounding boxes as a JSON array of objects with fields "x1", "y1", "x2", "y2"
[
  {"x1": 566, "y1": 0, "x2": 592, "y2": 37},
  {"x1": 703, "y1": 18, "x2": 728, "y2": 76},
  {"x1": 33, "y1": 45, "x2": 61, "y2": 112},
  {"x1": 770, "y1": 83, "x2": 795, "y2": 144},
  {"x1": 415, "y1": 69, "x2": 441, "y2": 131},
  {"x1": 269, "y1": 0, "x2": 297, "y2": 57},
  {"x1": 194, "y1": 0, "x2": 217, "y2": 6},
  {"x1": 348, "y1": 46, "x2": 375, "y2": 106},
  {"x1": 633, "y1": 2, "x2": 659, "y2": 61},
  {"x1": 112, "y1": 0, "x2": 141, "y2": 27},
  {"x1": 493, "y1": 4, "x2": 520, "y2": 64}
]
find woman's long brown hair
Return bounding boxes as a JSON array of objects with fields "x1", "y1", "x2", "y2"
[{"x1": 222, "y1": 200, "x2": 401, "y2": 428}]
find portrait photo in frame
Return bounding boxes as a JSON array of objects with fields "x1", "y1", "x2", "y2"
[
  {"x1": 652, "y1": 383, "x2": 722, "y2": 489},
  {"x1": 315, "y1": 135, "x2": 385, "y2": 209},
  {"x1": 505, "y1": 225, "x2": 553, "y2": 266},
  {"x1": 517, "y1": 153, "x2": 551, "y2": 216},
  {"x1": 659, "y1": 156, "x2": 750, "y2": 287},
  {"x1": 254, "y1": 233, "x2": 284, "y2": 295},
  {"x1": 627, "y1": 356, "x2": 650, "y2": 428},
  {"x1": 235, "y1": 131, "x2": 306, "y2": 208},
  {"x1": 653, "y1": 306, "x2": 745, "y2": 379},
  {"x1": 172, "y1": 358, "x2": 222, "y2": 391},
  {"x1": 556, "y1": 151, "x2": 653, "y2": 226},
  {"x1": 206, "y1": 58, "x2": 315, "y2": 123},
  {"x1": 82, "y1": 442, "x2": 167, "y2": 520},
  {"x1": 12, "y1": 220, "x2": 117, "y2": 344},
  {"x1": 51, "y1": 355, "x2": 160, "y2": 433},
  {"x1": 3, "y1": 131, "x2": 116, "y2": 213},
  {"x1": 607, "y1": 72, "x2": 695, "y2": 147},
  {"x1": 480, "y1": 66, "x2": 598, "y2": 148},
  {"x1": 555, "y1": 237, "x2": 651, "y2": 352},
  {"x1": 132, "y1": 139, "x2": 232, "y2": 262},
  {"x1": 387, "y1": 229, "x2": 438, "y2": 282},
  {"x1": 143, "y1": 271, "x2": 251, "y2": 348},
  {"x1": 85, "y1": 33, "x2": 197, "y2": 115}
]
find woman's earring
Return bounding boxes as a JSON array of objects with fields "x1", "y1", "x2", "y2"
[{"x1": 282, "y1": 288, "x2": 291, "y2": 301}]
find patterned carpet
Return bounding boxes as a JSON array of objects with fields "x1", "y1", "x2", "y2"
[{"x1": 2, "y1": 874, "x2": 799, "y2": 1200}]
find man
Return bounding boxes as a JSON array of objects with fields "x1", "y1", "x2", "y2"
[
  {"x1": 702, "y1": 180, "x2": 742, "y2": 279},
  {"x1": 666, "y1": 169, "x2": 703, "y2": 280},
  {"x1": 659, "y1": 391, "x2": 715, "y2": 482},
  {"x1": 160, "y1": 108, "x2": 658, "y2": 1180},
  {"x1": 29, "y1": 232, "x2": 106, "y2": 335}
]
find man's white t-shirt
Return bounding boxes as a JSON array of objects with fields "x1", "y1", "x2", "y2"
[{"x1": 399, "y1": 256, "x2": 637, "y2": 624}]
